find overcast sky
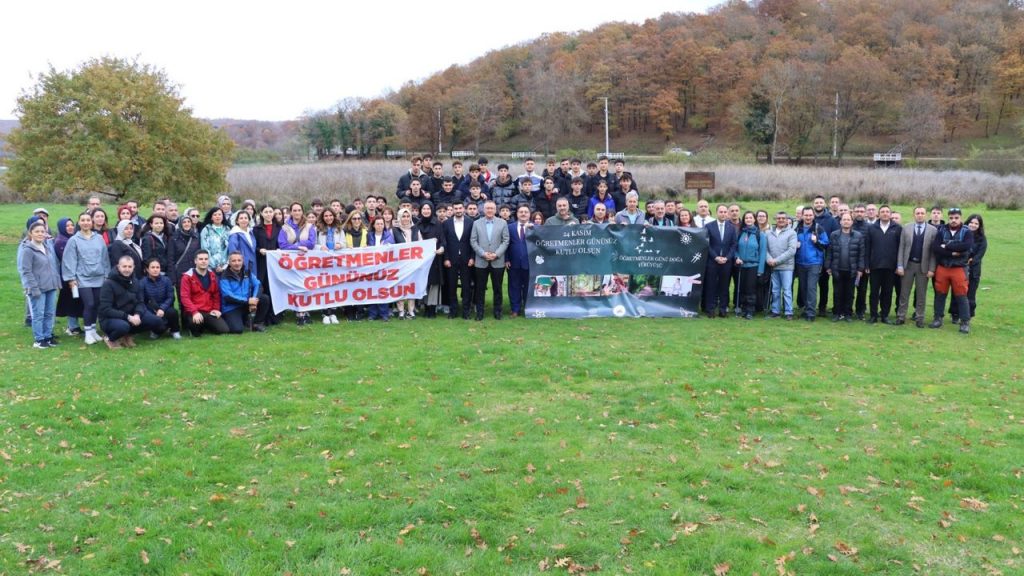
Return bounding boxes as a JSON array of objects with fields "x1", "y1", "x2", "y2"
[{"x1": 1, "y1": 1, "x2": 721, "y2": 121}]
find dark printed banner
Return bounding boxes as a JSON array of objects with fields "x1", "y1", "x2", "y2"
[{"x1": 526, "y1": 224, "x2": 709, "y2": 318}]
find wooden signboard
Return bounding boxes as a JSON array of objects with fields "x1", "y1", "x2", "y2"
[{"x1": 684, "y1": 171, "x2": 715, "y2": 201}]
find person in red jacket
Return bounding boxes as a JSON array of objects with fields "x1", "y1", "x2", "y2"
[{"x1": 179, "y1": 249, "x2": 229, "y2": 336}]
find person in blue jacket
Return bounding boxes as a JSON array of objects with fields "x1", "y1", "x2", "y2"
[
  {"x1": 735, "y1": 211, "x2": 768, "y2": 319},
  {"x1": 227, "y1": 210, "x2": 258, "y2": 274},
  {"x1": 139, "y1": 258, "x2": 182, "y2": 339},
  {"x1": 219, "y1": 252, "x2": 269, "y2": 333},
  {"x1": 795, "y1": 207, "x2": 830, "y2": 321}
]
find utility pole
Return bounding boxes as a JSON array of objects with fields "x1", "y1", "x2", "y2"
[
  {"x1": 832, "y1": 92, "x2": 839, "y2": 163},
  {"x1": 603, "y1": 97, "x2": 610, "y2": 156},
  {"x1": 437, "y1": 108, "x2": 443, "y2": 155}
]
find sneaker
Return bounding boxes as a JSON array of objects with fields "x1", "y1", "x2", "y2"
[
  {"x1": 323, "y1": 315, "x2": 332, "y2": 325},
  {"x1": 929, "y1": 319, "x2": 943, "y2": 329},
  {"x1": 784, "y1": 314, "x2": 794, "y2": 321},
  {"x1": 84, "y1": 330, "x2": 100, "y2": 345},
  {"x1": 330, "y1": 315, "x2": 339, "y2": 324},
  {"x1": 398, "y1": 311, "x2": 406, "y2": 320},
  {"x1": 45, "y1": 337, "x2": 59, "y2": 346},
  {"x1": 105, "y1": 338, "x2": 122, "y2": 350},
  {"x1": 150, "y1": 331, "x2": 161, "y2": 340},
  {"x1": 33, "y1": 340, "x2": 51, "y2": 349},
  {"x1": 959, "y1": 323, "x2": 970, "y2": 335},
  {"x1": 408, "y1": 311, "x2": 416, "y2": 319},
  {"x1": 768, "y1": 313, "x2": 780, "y2": 319},
  {"x1": 65, "y1": 326, "x2": 83, "y2": 336},
  {"x1": 171, "y1": 332, "x2": 182, "y2": 340}
]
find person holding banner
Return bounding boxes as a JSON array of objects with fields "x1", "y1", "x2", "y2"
[
  {"x1": 545, "y1": 197, "x2": 579, "y2": 226},
  {"x1": 366, "y1": 216, "x2": 395, "y2": 321},
  {"x1": 315, "y1": 208, "x2": 347, "y2": 324},
  {"x1": 703, "y1": 204, "x2": 738, "y2": 318},
  {"x1": 393, "y1": 208, "x2": 423, "y2": 319},
  {"x1": 506, "y1": 204, "x2": 532, "y2": 318},
  {"x1": 279, "y1": 203, "x2": 316, "y2": 325},
  {"x1": 614, "y1": 191, "x2": 646, "y2": 225},
  {"x1": 470, "y1": 201, "x2": 510, "y2": 321}
]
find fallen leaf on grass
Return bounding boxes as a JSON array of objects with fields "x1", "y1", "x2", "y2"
[
  {"x1": 140, "y1": 550, "x2": 149, "y2": 564},
  {"x1": 134, "y1": 527, "x2": 146, "y2": 536},
  {"x1": 960, "y1": 497, "x2": 988, "y2": 511},
  {"x1": 834, "y1": 541, "x2": 858, "y2": 556},
  {"x1": 714, "y1": 562, "x2": 731, "y2": 575},
  {"x1": 399, "y1": 524, "x2": 416, "y2": 536}
]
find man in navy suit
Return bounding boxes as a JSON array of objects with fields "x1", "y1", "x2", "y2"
[
  {"x1": 506, "y1": 204, "x2": 532, "y2": 317},
  {"x1": 704, "y1": 204, "x2": 738, "y2": 317},
  {"x1": 442, "y1": 200, "x2": 475, "y2": 319}
]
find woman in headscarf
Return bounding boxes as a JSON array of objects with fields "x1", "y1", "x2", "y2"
[
  {"x1": 108, "y1": 220, "x2": 144, "y2": 278},
  {"x1": 54, "y1": 217, "x2": 84, "y2": 336},
  {"x1": 19, "y1": 219, "x2": 61, "y2": 348},
  {"x1": 392, "y1": 207, "x2": 423, "y2": 319},
  {"x1": 415, "y1": 202, "x2": 445, "y2": 318},
  {"x1": 200, "y1": 207, "x2": 230, "y2": 274}
]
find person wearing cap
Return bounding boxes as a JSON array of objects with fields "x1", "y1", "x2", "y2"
[
  {"x1": 19, "y1": 219, "x2": 61, "y2": 348},
  {"x1": 930, "y1": 207, "x2": 974, "y2": 334}
]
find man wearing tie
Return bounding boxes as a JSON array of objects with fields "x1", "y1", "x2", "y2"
[
  {"x1": 506, "y1": 205, "x2": 533, "y2": 318},
  {"x1": 442, "y1": 200, "x2": 475, "y2": 319},
  {"x1": 470, "y1": 201, "x2": 511, "y2": 321},
  {"x1": 895, "y1": 206, "x2": 937, "y2": 327},
  {"x1": 703, "y1": 204, "x2": 738, "y2": 318}
]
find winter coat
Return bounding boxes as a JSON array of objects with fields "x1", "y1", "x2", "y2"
[{"x1": 18, "y1": 239, "x2": 61, "y2": 297}]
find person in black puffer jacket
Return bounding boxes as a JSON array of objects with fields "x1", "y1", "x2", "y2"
[
  {"x1": 98, "y1": 255, "x2": 164, "y2": 349},
  {"x1": 826, "y1": 212, "x2": 865, "y2": 322}
]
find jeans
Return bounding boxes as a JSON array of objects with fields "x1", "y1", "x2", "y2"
[
  {"x1": 796, "y1": 264, "x2": 821, "y2": 317},
  {"x1": 28, "y1": 290, "x2": 57, "y2": 342},
  {"x1": 771, "y1": 269, "x2": 794, "y2": 315}
]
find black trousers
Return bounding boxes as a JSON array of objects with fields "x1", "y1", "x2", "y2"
[
  {"x1": 446, "y1": 263, "x2": 474, "y2": 314},
  {"x1": 223, "y1": 295, "x2": 270, "y2": 333},
  {"x1": 869, "y1": 268, "x2": 896, "y2": 319},
  {"x1": 854, "y1": 276, "x2": 868, "y2": 317},
  {"x1": 703, "y1": 260, "x2": 733, "y2": 313},
  {"x1": 185, "y1": 311, "x2": 230, "y2": 336},
  {"x1": 832, "y1": 270, "x2": 855, "y2": 317},
  {"x1": 818, "y1": 270, "x2": 831, "y2": 314},
  {"x1": 738, "y1": 267, "x2": 759, "y2": 314},
  {"x1": 474, "y1": 266, "x2": 505, "y2": 316},
  {"x1": 153, "y1": 307, "x2": 181, "y2": 334},
  {"x1": 101, "y1": 312, "x2": 164, "y2": 340}
]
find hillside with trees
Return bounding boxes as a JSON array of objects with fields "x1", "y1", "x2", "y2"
[{"x1": 301, "y1": 0, "x2": 1024, "y2": 160}]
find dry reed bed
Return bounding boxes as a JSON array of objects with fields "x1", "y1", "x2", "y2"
[{"x1": 225, "y1": 161, "x2": 1021, "y2": 210}]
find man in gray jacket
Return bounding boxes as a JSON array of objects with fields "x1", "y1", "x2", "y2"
[
  {"x1": 766, "y1": 211, "x2": 798, "y2": 319},
  {"x1": 470, "y1": 201, "x2": 511, "y2": 321}
]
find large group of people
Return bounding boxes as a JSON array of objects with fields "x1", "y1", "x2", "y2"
[{"x1": 17, "y1": 156, "x2": 988, "y2": 349}]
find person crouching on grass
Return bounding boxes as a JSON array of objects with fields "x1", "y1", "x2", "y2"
[
  {"x1": 220, "y1": 252, "x2": 270, "y2": 333},
  {"x1": 140, "y1": 258, "x2": 182, "y2": 340},
  {"x1": 98, "y1": 255, "x2": 164, "y2": 349},
  {"x1": 180, "y1": 250, "x2": 230, "y2": 337}
]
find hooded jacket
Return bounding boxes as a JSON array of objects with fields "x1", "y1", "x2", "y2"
[
  {"x1": 19, "y1": 237, "x2": 61, "y2": 297},
  {"x1": 98, "y1": 270, "x2": 145, "y2": 321}
]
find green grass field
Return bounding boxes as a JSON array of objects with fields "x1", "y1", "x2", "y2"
[{"x1": 1, "y1": 203, "x2": 1022, "y2": 575}]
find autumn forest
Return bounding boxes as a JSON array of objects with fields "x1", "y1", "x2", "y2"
[{"x1": 298, "y1": 0, "x2": 1024, "y2": 161}]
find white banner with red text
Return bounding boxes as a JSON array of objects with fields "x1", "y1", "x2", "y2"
[{"x1": 266, "y1": 240, "x2": 437, "y2": 313}]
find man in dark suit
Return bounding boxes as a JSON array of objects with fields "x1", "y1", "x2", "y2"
[
  {"x1": 703, "y1": 204, "x2": 738, "y2": 317},
  {"x1": 864, "y1": 205, "x2": 902, "y2": 324},
  {"x1": 442, "y1": 200, "x2": 475, "y2": 319},
  {"x1": 470, "y1": 201, "x2": 511, "y2": 320},
  {"x1": 506, "y1": 204, "x2": 532, "y2": 318}
]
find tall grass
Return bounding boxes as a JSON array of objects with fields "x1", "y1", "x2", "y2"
[{"x1": 227, "y1": 160, "x2": 1024, "y2": 209}]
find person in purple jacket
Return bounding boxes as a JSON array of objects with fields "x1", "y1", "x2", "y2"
[{"x1": 277, "y1": 202, "x2": 316, "y2": 325}]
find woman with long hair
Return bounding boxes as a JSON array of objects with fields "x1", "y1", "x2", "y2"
[
  {"x1": 254, "y1": 204, "x2": 281, "y2": 324},
  {"x1": 416, "y1": 202, "x2": 445, "y2": 318},
  {"x1": 201, "y1": 207, "x2": 230, "y2": 274},
  {"x1": 755, "y1": 209, "x2": 772, "y2": 313},
  {"x1": 141, "y1": 214, "x2": 173, "y2": 276},
  {"x1": 392, "y1": 208, "x2": 423, "y2": 319},
  {"x1": 316, "y1": 208, "x2": 346, "y2": 324},
  {"x1": 381, "y1": 206, "x2": 395, "y2": 229},
  {"x1": 735, "y1": 211, "x2": 767, "y2": 320},
  {"x1": 139, "y1": 258, "x2": 182, "y2": 340},
  {"x1": 676, "y1": 208, "x2": 694, "y2": 228},
  {"x1": 90, "y1": 208, "x2": 115, "y2": 245},
  {"x1": 54, "y1": 217, "x2": 84, "y2": 336},
  {"x1": 366, "y1": 216, "x2": 394, "y2": 321},
  {"x1": 950, "y1": 214, "x2": 987, "y2": 322},
  {"x1": 61, "y1": 211, "x2": 110, "y2": 345},
  {"x1": 343, "y1": 210, "x2": 367, "y2": 248},
  {"x1": 531, "y1": 211, "x2": 545, "y2": 226},
  {"x1": 278, "y1": 203, "x2": 316, "y2": 325}
]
